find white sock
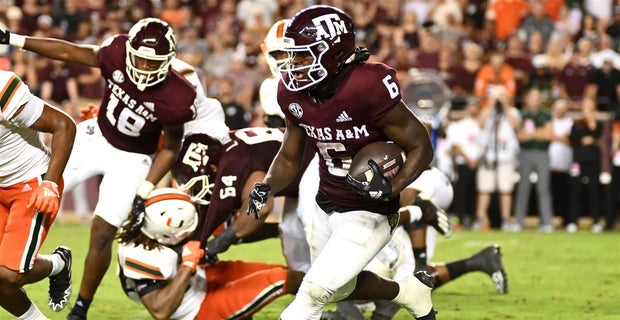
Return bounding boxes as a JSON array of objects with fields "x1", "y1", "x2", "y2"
[
  {"x1": 37, "y1": 253, "x2": 65, "y2": 276},
  {"x1": 18, "y1": 302, "x2": 49, "y2": 320}
]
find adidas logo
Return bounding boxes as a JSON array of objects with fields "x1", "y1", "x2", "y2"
[
  {"x1": 21, "y1": 184, "x2": 32, "y2": 192},
  {"x1": 336, "y1": 111, "x2": 352, "y2": 122}
]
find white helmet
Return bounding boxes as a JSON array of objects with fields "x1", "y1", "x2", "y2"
[
  {"x1": 261, "y1": 19, "x2": 290, "y2": 78},
  {"x1": 141, "y1": 188, "x2": 198, "y2": 245},
  {"x1": 125, "y1": 18, "x2": 177, "y2": 91}
]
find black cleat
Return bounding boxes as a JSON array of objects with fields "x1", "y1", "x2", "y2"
[
  {"x1": 471, "y1": 244, "x2": 508, "y2": 294},
  {"x1": 415, "y1": 193, "x2": 452, "y2": 237},
  {"x1": 48, "y1": 246, "x2": 72, "y2": 312},
  {"x1": 66, "y1": 308, "x2": 87, "y2": 320}
]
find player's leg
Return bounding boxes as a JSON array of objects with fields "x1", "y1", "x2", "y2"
[
  {"x1": 428, "y1": 244, "x2": 508, "y2": 294},
  {"x1": 279, "y1": 196, "x2": 311, "y2": 272},
  {"x1": 68, "y1": 149, "x2": 150, "y2": 320},
  {"x1": 0, "y1": 179, "x2": 71, "y2": 317},
  {"x1": 197, "y1": 261, "x2": 304, "y2": 320}
]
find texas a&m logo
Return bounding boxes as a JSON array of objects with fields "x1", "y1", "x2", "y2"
[{"x1": 311, "y1": 13, "x2": 348, "y2": 41}]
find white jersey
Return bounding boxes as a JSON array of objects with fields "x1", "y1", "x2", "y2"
[
  {"x1": 0, "y1": 71, "x2": 49, "y2": 187},
  {"x1": 408, "y1": 167, "x2": 454, "y2": 211},
  {"x1": 117, "y1": 242, "x2": 206, "y2": 320},
  {"x1": 259, "y1": 76, "x2": 285, "y2": 119},
  {"x1": 171, "y1": 58, "x2": 230, "y2": 144}
]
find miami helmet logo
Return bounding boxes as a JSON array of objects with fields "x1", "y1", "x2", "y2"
[{"x1": 312, "y1": 14, "x2": 348, "y2": 41}]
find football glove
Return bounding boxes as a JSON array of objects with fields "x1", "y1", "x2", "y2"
[
  {"x1": 129, "y1": 195, "x2": 146, "y2": 233},
  {"x1": 0, "y1": 28, "x2": 9, "y2": 44},
  {"x1": 79, "y1": 103, "x2": 99, "y2": 120},
  {"x1": 206, "y1": 227, "x2": 239, "y2": 256},
  {"x1": 412, "y1": 193, "x2": 452, "y2": 237},
  {"x1": 26, "y1": 180, "x2": 60, "y2": 215},
  {"x1": 247, "y1": 182, "x2": 271, "y2": 219},
  {"x1": 181, "y1": 241, "x2": 204, "y2": 273},
  {"x1": 345, "y1": 159, "x2": 392, "y2": 200}
]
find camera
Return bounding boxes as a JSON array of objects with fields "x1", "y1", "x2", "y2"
[{"x1": 494, "y1": 100, "x2": 503, "y2": 114}]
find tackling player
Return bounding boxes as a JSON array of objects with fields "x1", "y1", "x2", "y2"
[
  {"x1": 0, "y1": 18, "x2": 197, "y2": 320},
  {"x1": 0, "y1": 70, "x2": 75, "y2": 318},
  {"x1": 247, "y1": 6, "x2": 436, "y2": 320},
  {"x1": 116, "y1": 188, "x2": 305, "y2": 320}
]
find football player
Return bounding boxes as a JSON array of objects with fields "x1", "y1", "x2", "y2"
[
  {"x1": 116, "y1": 188, "x2": 305, "y2": 320},
  {"x1": 0, "y1": 70, "x2": 75, "y2": 318},
  {"x1": 0, "y1": 18, "x2": 197, "y2": 320},
  {"x1": 324, "y1": 166, "x2": 508, "y2": 320},
  {"x1": 172, "y1": 127, "x2": 313, "y2": 273},
  {"x1": 259, "y1": 19, "x2": 290, "y2": 128},
  {"x1": 247, "y1": 5, "x2": 436, "y2": 320}
]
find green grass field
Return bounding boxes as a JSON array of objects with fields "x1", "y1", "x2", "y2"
[{"x1": 1, "y1": 224, "x2": 619, "y2": 320}]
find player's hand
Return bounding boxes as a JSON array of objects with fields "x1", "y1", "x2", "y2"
[
  {"x1": 79, "y1": 103, "x2": 99, "y2": 120},
  {"x1": 0, "y1": 28, "x2": 10, "y2": 45},
  {"x1": 129, "y1": 195, "x2": 146, "y2": 233},
  {"x1": 414, "y1": 193, "x2": 452, "y2": 237},
  {"x1": 206, "y1": 227, "x2": 239, "y2": 256},
  {"x1": 345, "y1": 159, "x2": 392, "y2": 200},
  {"x1": 247, "y1": 182, "x2": 271, "y2": 219},
  {"x1": 26, "y1": 180, "x2": 59, "y2": 215},
  {"x1": 181, "y1": 240, "x2": 204, "y2": 273}
]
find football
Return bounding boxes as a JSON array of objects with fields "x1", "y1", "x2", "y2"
[{"x1": 348, "y1": 141, "x2": 406, "y2": 182}]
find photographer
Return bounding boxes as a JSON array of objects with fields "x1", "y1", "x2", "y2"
[{"x1": 474, "y1": 86, "x2": 521, "y2": 231}]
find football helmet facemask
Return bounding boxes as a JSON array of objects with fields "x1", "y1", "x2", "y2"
[
  {"x1": 279, "y1": 5, "x2": 356, "y2": 92},
  {"x1": 141, "y1": 188, "x2": 198, "y2": 245},
  {"x1": 126, "y1": 18, "x2": 177, "y2": 91},
  {"x1": 171, "y1": 133, "x2": 223, "y2": 206},
  {"x1": 261, "y1": 19, "x2": 290, "y2": 78}
]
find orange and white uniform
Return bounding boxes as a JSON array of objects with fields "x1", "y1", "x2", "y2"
[
  {"x1": 118, "y1": 242, "x2": 289, "y2": 320},
  {"x1": 0, "y1": 71, "x2": 62, "y2": 272}
]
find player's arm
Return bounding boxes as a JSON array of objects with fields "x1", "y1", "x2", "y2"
[
  {"x1": 0, "y1": 28, "x2": 99, "y2": 67},
  {"x1": 139, "y1": 268, "x2": 193, "y2": 320},
  {"x1": 264, "y1": 120, "x2": 306, "y2": 193},
  {"x1": 144, "y1": 125, "x2": 185, "y2": 188},
  {"x1": 29, "y1": 103, "x2": 76, "y2": 183},
  {"x1": 375, "y1": 100, "x2": 433, "y2": 195}
]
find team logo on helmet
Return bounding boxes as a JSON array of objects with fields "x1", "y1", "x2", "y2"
[
  {"x1": 288, "y1": 103, "x2": 303, "y2": 118},
  {"x1": 311, "y1": 14, "x2": 349, "y2": 41}
]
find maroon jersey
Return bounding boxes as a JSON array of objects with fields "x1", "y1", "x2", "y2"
[
  {"x1": 198, "y1": 128, "x2": 313, "y2": 240},
  {"x1": 277, "y1": 62, "x2": 401, "y2": 210},
  {"x1": 96, "y1": 35, "x2": 196, "y2": 154}
]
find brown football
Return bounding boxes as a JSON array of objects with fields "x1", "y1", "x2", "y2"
[{"x1": 348, "y1": 141, "x2": 406, "y2": 182}]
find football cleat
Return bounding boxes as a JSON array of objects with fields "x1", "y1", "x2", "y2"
[
  {"x1": 394, "y1": 271, "x2": 436, "y2": 319},
  {"x1": 415, "y1": 193, "x2": 452, "y2": 237},
  {"x1": 471, "y1": 244, "x2": 508, "y2": 294},
  {"x1": 48, "y1": 246, "x2": 72, "y2": 312}
]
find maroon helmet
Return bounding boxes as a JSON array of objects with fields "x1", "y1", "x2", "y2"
[
  {"x1": 279, "y1": 5, "x2": 356, "y2": 91},
  {"x1": 125, "y1": 18, "x2": 177, "y2": 91},
  {"x1": 171, "y1": 133, "x2": 223, "y2": 206}
]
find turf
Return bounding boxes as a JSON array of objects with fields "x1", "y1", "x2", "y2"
[{"x1": 2, "y1": 224, "x2": 619, "y2": 319}]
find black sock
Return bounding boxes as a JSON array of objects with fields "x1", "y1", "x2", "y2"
[
  {"x1": 446, "y1": 260, "x2": 468, "y2": 280},
  {"x1": 413, "y1": 247, "x2": 427, "y2": 270},
  {"x1": 73, "y1": 295, "x2": 92, "y2": 314}
]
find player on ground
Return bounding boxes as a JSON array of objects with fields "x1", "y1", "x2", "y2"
[
  {"x1": 0, "y1": 18, "x2": 197, "y2": 320},
  {"x1": 116, "y1": 187, "x2": 305, "y2": 320},
  {"x1": 0, "y1": 70, "x2": 75, "y2": 318},
  {"x1": 247, "y1": 6, "x2": 436, "y2": 319}
]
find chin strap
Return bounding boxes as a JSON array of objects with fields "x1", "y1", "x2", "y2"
[{"x1": 309, "y1": 46, "x2": 371, "y2": 103}]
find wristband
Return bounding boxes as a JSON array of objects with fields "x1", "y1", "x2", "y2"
[
  {"x1": 136, "y1": 180, "x2": 155, "y2": 199},
  {"x1": 399, "y1": 205, "x2": 422, "y2": 224},
  {"x1": 9, "y1": 34, "x2": 25, "y2": 48}
]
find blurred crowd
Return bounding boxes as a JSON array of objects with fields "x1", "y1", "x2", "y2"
[{"x1": 1, "y1": 0, "x2": 619, "y2": 232}]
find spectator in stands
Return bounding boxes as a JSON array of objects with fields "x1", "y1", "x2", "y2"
[
  {"x1": 446, "y1": 42, "x2": 483, "y2": 108},
  {"x1": 548, "y1": 99, "x2": 574, "y2": 231},
  {"x1": 567, "y1": 97, "x2": 604, "y2": 233},
  {"x1": 512, "y1": 89, "x2": 554, "y2": 232},
  {"x1": 503, "y1": 33, "x2": 533, "y2": 99},
  {"x1": 474, "y1": 86, "x2": 521, "y2": 231},
  {"x1": 554, "y1": 51, "x2": 591, "y2": 109},
  {"x1": 518, "y1": 0, "x2": 555, "y2": 47},
  {"x1": 474, "y1": 53, "x2": 517, "y2": 107},
  {"x1": 485, "y1": 0, "x2": 529, "y2": 42},
  {"x1": 446, "y1": 97, "x2": 482, "y2": 229}
]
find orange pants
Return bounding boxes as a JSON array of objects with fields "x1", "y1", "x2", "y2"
[
  {"x1": 196, "y1": 260, "x2": 289, "y2": 320},
  {"x1": 0, "y1": 177, "x2": 63, "y2": 272}
]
